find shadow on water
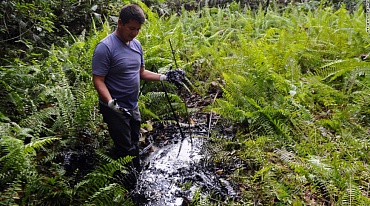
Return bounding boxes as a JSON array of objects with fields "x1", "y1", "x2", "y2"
[{"x1": 131, "y1": 131, "x2": 237, "y2": 205}]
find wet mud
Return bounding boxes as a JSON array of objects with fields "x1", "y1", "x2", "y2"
[{"x1": 130, "y1": 110, "x2": 237, "y2": 206}]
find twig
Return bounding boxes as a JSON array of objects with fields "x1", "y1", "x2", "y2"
[
  {"x1": 207, "y1": 89, "x2": 220, "y2": 138},
  {"x1": 152, "y1": 65, "x2": 186, "y2": 144},
  {"x1": 0, "y1": 22, "x2": 36, "y2": 43},
  {"x1": 169, "y1": 39, "x2": 178, "y2": 69},
  {"x1": 168, "y1": 39, "x2": 194, "y2": 156}
]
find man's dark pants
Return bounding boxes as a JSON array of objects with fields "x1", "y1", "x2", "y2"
[{"x1": 99, "y1": 103, "x2": 142, "y2": 172}]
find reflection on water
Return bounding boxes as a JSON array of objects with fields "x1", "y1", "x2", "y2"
[
  {"x1": 133, "y1": 135, "x2": 236, "y2": 206},
  {"x1": 135, "y1": 136, "x2": 203, "y2": 206}
]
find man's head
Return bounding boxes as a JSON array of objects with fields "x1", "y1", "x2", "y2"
[
  {"x1": 119, "y1": 4, "x2": 145, "y2": 25},
  {"x1": 116, "y1": 4, "x2": 146, "y2": 43}
]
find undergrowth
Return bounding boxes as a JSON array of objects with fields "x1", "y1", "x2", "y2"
[{"x1": 1, "y1": 0, "x2": 370, "y2": 205}]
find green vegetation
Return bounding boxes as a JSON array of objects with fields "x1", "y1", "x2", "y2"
[{"x1": 1, "y1": 0, "x2": 370, "y2": 205}]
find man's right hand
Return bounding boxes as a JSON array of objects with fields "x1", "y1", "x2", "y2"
[
  {"x1": 108, "y1": 99, "x2": 132, "y2": 117},
  {"x1": 108, "y1": 99, "x2": 123, "y2": 114}
]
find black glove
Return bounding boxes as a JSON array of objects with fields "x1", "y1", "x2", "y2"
[{"x1": 164, "y1": 68, "x2": 186, "y2": 89}]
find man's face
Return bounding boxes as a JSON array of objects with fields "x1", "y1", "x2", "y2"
[{"x1": 116, "y1": 19, "x2": 142, "y2": 43}]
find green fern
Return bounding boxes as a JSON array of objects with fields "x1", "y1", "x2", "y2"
[
  {"x1": 341, "y1": 182, "x2": 362, "y2": 206},
  {"x1": 73, "y1": 154, "x2": 134, "y2": 204},
  {"x1": 214, "y1": 72, "x2": 296, "y2": 139},
  {"x1": 0, "y1": 122, "x2": 61, "y2": 205},
  {"x1": 87, "y1": 183, "x2": 129, "y2": 205},
  {"x1": 140, "y1": 91, "x2": 187, "y2": 121},
  {"x1": 345, "y1": 67, "x2": 370, "y2": 94},
  {"x1": 19, "y1": 106, "x2": 59, "y2": 137}
]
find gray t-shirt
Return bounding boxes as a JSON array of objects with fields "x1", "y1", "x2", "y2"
[{"x1": 92, "y1": 33, "x2": 144, "y2": 109}]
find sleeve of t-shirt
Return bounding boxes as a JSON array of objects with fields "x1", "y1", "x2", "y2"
[
  {"x1": 92, "y1": 42, "x2": 110, "y2": 76},
  {"x1": 141, "y1": 50, "x2": 145, "y2": 68},
  {"x1": 139, "y1": 43, "x2": 145, "y2": 68}
]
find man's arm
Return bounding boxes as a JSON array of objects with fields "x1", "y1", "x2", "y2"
[
  {"x1": 93, "y1": 74, "x2": 128, "y2": 115},
  {"x1": 93, "y1": 74, "x2": 112, "y2": 103},
  {"x1": 140, "y1": 66, "x2": 163, "y2": 81}
]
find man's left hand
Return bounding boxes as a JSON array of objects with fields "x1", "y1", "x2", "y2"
[{"x1": 161, "y1": 68, "x2": 186, "y2": 89}]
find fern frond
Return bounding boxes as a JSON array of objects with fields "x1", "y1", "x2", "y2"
[
  {"x1": 24, "y1": 137, "x2": 60, "y2": 154},
  {"x1": 95, "y1": 150, "x2": 117, "y2": 164},
  {"x1": 201, "y1": 136, "x2": 239, "y2": 169},
  {"x1": 53, "y1": 85, "x2": 75, "y2": 133},
  {"x1": 260, "y1": 106, "x2": 291, "y2": 138},
  {"x1": 345, "y1": 67, "x2": 370, "y2": 93},
  {"x1": 19, "y1": 106, "x2": 59, "y2": 137},
  {"x1": 5, "y1": 121, "x2": 34, "y2": 141},
  {"x1": 341, "y1": 182, "x2": 361, "y2": 206},
  {"x1": 81, "y1": 155, "x2": 134, "y2": 191},
  {"x1": 0, "y1": 136, "x2": 24, "y2": 173},
  {"x1": 140, "y1": 91, "x2": 187, "y2": 121},
  {"x1": 0, "y1": 179, "x2": 23, "y2": 206},
  {"x1": 87, "y1": 183, "x2": 128, "y2": 205},
  {"x1": 274, "y1": 149, "x2": 299, "y2": 165},
  {"x1": 213, "y1": 99, "x2": 249, "y2": 123}
]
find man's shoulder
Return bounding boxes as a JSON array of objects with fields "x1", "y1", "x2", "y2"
[
  {"x1": 130, "y1": 39, "x2": 143, "y2": 53},
  {"x1": 131, "y1": 38, "x2": 141, "y2": 45},
  {"x1": 100, "y1": 33, "x2": 117, "y2": 46}
]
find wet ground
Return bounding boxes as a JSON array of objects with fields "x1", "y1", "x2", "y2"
[
  {"x1": 129, "y1": 109, "x2": 238, "y2": 206},
  {"x1": 58, "y1": 88, "x2": 240, "y2": 205}
]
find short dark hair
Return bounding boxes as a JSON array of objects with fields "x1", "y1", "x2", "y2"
[{"x1": 119, "y1": 4, "x2": 145, "y2": 25}]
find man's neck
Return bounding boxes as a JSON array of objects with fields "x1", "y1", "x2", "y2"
[{"x1": 114, "y1": 30, "x2": 129, "y2": 45}]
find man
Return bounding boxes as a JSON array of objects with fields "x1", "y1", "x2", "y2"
[{"x1": 92, "y1": 4, "x2": 169, "y2": 176}]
